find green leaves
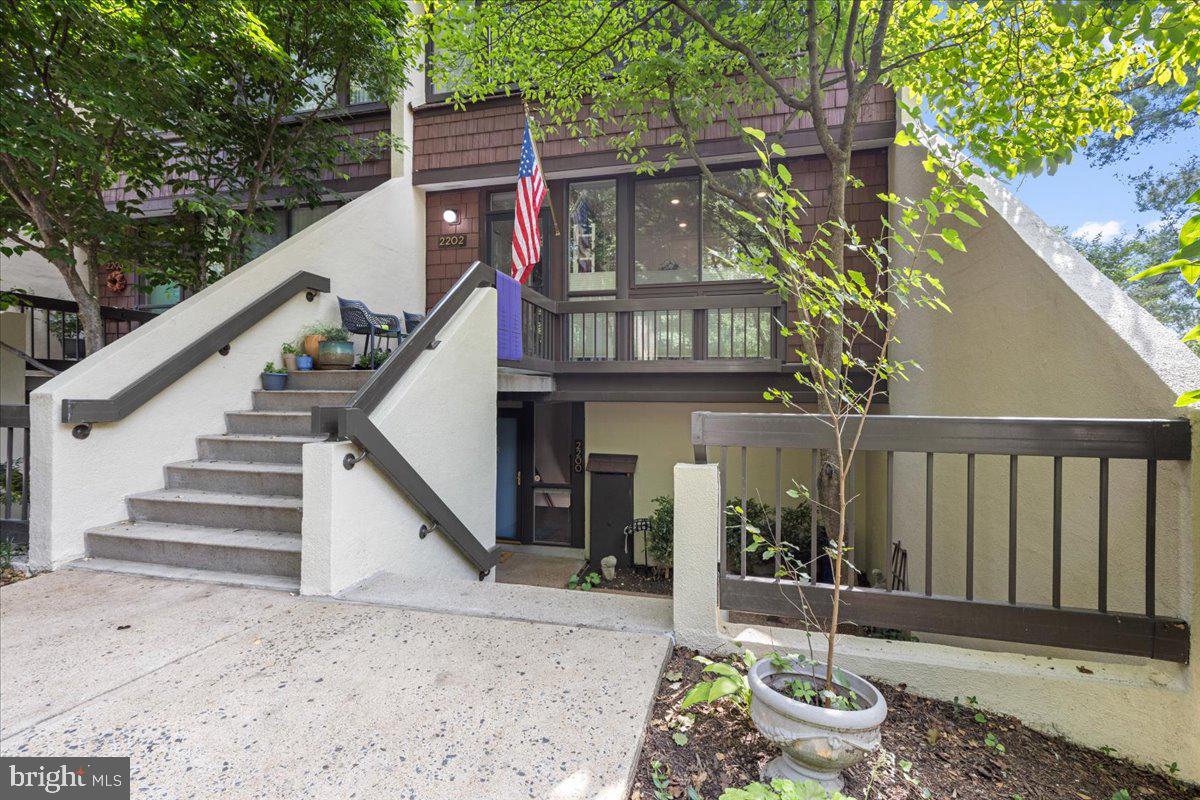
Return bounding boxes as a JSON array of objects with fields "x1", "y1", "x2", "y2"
[
  {"x1": 940, "y1": 228, "x2": 966, "y2": 252},
  {"x1": 680, "y1": 655, "x2": 752, "y2": 713}
]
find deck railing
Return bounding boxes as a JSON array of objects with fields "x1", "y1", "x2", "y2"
[
  {"x1": 503, "y1": 291, "x2": 787, "y2": 371},
  {"x1": 692, "y1": 412, "x2": 1193, "y2": 662},
  {"x1": 1, "y1": 404, "x2": 31, "y2": 545},
  {"x1": 12, "y1": 294, "x2": 159, "y2": 373}
]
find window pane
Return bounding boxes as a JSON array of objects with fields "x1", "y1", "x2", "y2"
[
  {"x1": 703, "y1": 170, "x2": 765, "y2": 282},
  {"x1": 290, "y1": 203, "x2": 338, "y2": 234},
  {"x1": 489, "y1": 191, "x2": 516, "y2": 212},
  {"x1": 245, "y1": 209, "x2": 288, "y2": 262},
  {"x1": 567, "y1": 180, "x2": 617, "y2": 293},
  {"x1": 348, "y1": 82, "x2": 374, "y2": 105},
  {"x1": 635, "y1": 177, "x2": 699, "y2": 284}
]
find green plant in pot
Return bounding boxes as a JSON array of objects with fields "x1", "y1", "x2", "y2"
[
  {"x1": 261, "y1": 361, "x2": 288, "y2": 391},
  {"x1": 280, "y1": 341, "x2": 299, "y2": 371},
  {"x1": 310, "y1": 325, "x2": 353, "y2": 370}
]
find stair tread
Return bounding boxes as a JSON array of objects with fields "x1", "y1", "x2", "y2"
[
  {"x1": 88, "y1": 520, "x2": 301, "y2": 551},
  {"x1": 196, "y1": 433, "x2": 327, "y2": 443},
  {"x1": 67, "y1": 557, "x2": 300, "y2": 592},
  {"x1": 128, "y1": 488, "x2": 303, "y2": 509},
  {"x1": 167, "y1": 459, "x2": 303, "y2": 474},
  {"x1": 253, "y1": 389, "x2": 355, "y2": 395},
  {"x1": 228, "y1": 410, "x2": 311, "y2": 417}
]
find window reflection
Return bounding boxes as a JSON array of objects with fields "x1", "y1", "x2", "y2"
[
  {"x1": 567, "y1": 180, "x2": 617, "y2": 294},
  {"x1": 703, "y1": 170, "x2": 764, "y2": 282},
  {"x1": 634, "y1": 177, "x2": 700, "y2": 284}
]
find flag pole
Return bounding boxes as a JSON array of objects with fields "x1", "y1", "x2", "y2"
[{"x1": 524, "y1": 101, "x2": 560, "y2": 237}]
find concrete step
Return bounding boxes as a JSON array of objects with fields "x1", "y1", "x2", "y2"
[
  {"x1": 252, "y1": 389, "x2": 356, "y2": 412},
  {"x1": 286, "y1": 369, "x2": 372, "y2": 390},
  {"x1": 84, "y1": 521, "x2": 301, "y2": 579},
  {"x1": 128, "y1": 488, "x2": 303, "y2": 533},
  {"x1": 196, "y1": 433, "x2": 325, "y2": 465},
  {"x1": 226, "y1": 410, "x2": 313, "y2": 435},
  {"x1": 165, "y1": 460, "x2": 303, "y2": 497},
  {"x1": 68, "y1": 557, "x2": 300, "y2": 592}
]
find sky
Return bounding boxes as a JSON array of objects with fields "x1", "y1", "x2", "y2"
[{"x1": 1005, "y1": 126, "x2": 1199, "y2": 239}]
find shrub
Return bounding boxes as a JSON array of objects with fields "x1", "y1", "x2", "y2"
[{"x1": 646, "y1": 495, "x2": 674, "y2": 574}]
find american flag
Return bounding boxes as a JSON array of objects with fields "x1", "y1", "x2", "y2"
[{"x1": 511, "y1": 118, "x2": 547, "y2": 284}]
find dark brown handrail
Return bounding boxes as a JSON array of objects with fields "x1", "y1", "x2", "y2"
[
  {"x1": 62, "y1": 270, "x2": 329, "y2": 432},
  {"x1": 313, "y1": 261, "x2": 504, "y2": 579}
]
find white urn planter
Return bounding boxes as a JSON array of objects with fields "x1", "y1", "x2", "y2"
[{"x1": 748, "y1": 657, "x2": 888, "y2": 792}]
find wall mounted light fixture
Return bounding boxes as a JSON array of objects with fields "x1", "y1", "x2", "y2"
[{"x1": 442, "y1": 208, "x2": 460, "y2": 225}]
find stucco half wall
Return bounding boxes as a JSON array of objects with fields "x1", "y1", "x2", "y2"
[
  {"x1": 28, "y1": 177, "x2": 427, "y2": 569},
  {"x1": 302, "y1": 288, "x2": 497, "y2": 596}
]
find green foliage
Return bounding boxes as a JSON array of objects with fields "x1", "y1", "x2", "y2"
[
  {"x1": 0, "y1": 459, "x2": 24, "y2": 507},
  {"x1": 281, "y1": 342, "x2": 299, "y2": 355},
  {"x1": 356, "y1": 348, "x2": 389, "y2": 369},
  {"x1": 646, "y1": 495, "x2": 675, "y2": 570},
  {"x1": 681, "y1": 651, "x2": 756, "y2": 714},
  {"x1": 567, "y1": 571, "x2": 602, "y2": 591},
  {"x1": 719, "y1": 778, "x2": 853, "y2": 800},
  {"x1": 304, "y1": 323, "x2": 351, "y2": 342},
  {"x1": 1131, "y1": 186, "x2": 1200, "y2": 406},
  {"x1": 262, "y1": 361, "x2": 286, "y2": 374}
]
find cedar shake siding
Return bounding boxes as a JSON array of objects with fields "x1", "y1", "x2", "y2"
[
  {"x1": 412, "y1": 85, "x2": 895, "y2": 184},
  {"x1": 102, "y1": 106, "x2": 393, "y2": 215},
  {"x1": 425, "y1": 189, "x2": 482, "y2": 311}
]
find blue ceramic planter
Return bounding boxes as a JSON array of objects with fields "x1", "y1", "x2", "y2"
[
  {"x1": 295, "y1": 355, "x2": 314, "y2": 371},
  {"x1": 261, "y1": 372, "x2": 288, "y2": 391}
]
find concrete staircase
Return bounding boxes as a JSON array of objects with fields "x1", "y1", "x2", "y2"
[{"x1": 80, "y1": 370, "x2": 370, "y2": 590}]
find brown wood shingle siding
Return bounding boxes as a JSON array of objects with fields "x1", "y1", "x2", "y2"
[
  {"x1": 413, "y1": 85, "x2": 894, "y2": 179},
  {"x1": 103, "y1": 108, "x2": 393, "y2": 215}
]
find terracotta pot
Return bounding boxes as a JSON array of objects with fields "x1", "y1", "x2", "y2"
[
  {"x1": 282, "y1": 353, "x2": 298, "y2": 371},
  {"x1": 317, "y1": 340, "x2": 354, "y2": 370},
  {"x1": 303, "y1": 334, "x2": 325, "y2": 359}
]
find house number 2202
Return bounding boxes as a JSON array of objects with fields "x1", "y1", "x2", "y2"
[{"x1": 438, "y1": 234, "x2": 466, "y2": 248}]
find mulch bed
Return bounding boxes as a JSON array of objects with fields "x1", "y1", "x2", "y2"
[
  {"x1": 1, "y1": 567, "x2": 29, "y2": 586},
  {"x1": 578, "y1": 566, "x2": 672, "y2": 596},
  {"x1": 631, "y1": 647, "x2": 1197, "y2": 800}
]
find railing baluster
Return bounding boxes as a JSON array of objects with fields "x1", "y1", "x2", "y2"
[
  {"x1": 719, "y1": 447, "x2": 728, "y2": 576},
  {"x1": 810, "y1": 448, "x2": 819, "y2": 585},
  {"x1": 3, "y1": 430, "x2": 12, "y2": 518},
  {"x1": 1146, "y1": 459, "x2": 1156, "y2": 617},
  {"x1": 885, "y1": 450, "x2": 894, "y2": 590},
  {"x1": 1008, "y1": 454, "x2": 1018, "y2": 604},
  {"x1": 925, "y1": 451, "x2": 933, "y2": 596},
  {"x1": 21, "y1": 426, "x2": 30, "y2": 521},
  {"x1": 774, "y1": 447, "x2": 782, "y2": 576},
  {"x1": 1098, "y1": 457, "x2": 1109, "y2": 613},
  {"x1": 966, "y1": 452, "x2": 975, "y2": 600},
  {"x1": 1052, "y1": 455, "x2": 1063, "y2": 608},
  {"x1": 740, "y1": 446, "x2": 748, "y2": 577}
]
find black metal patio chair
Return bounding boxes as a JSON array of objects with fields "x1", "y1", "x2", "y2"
[{"x1": 337, "y1": 297, "x2": 405, "y2": 368}]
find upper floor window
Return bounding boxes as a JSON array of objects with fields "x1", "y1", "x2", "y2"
[
  {"x1": 567, "y1": 180, "x2": 617, "y2": 294},
  {"x1": 633, "y1": 171, "x2": 762, "y2": 286},
  {"x1": 294, "y1": 72, "x2": 379, "y2": 113}
]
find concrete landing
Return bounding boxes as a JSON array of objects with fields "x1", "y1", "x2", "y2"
[
  {"x1": 1, "y1": 569, "x2": 670, "y2": 799},
  {"x1": 340, "y1": 570, "x2": 674, "y2": 636},
  {"x1": 496, "y1": 551, "x2": 586, "y2": 588}
]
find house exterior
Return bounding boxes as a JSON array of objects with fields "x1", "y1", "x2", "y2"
[{"x1": 6, "y1": 52, "x2": 1200, "y2": 779}]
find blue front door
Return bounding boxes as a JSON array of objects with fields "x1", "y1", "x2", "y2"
[{"x1": 496, "y1": 415, "x2": 519, "y2": 539}]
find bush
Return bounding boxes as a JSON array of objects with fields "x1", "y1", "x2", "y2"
[{"x1": 645, "y1": 494, "x2": 821, "y2": 578}]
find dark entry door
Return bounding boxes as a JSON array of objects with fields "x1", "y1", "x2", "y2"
[
  {"x1": 485, "y1": 207, "x2": 550, "y2": 296},
  {"x1": 496, "y1": 406, "x2": 533, "y2": 543}
]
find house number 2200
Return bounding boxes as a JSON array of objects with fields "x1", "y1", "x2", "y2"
[{"x1": 438, "y1": 234, "x2": 466, "y2": 248}]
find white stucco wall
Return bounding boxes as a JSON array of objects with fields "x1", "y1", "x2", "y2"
[
  {"x1": 0, "y1": 249, "x2": 79, "y2": 301},
  {"x1": 887, "y1": 141, "x2": 1200, "y2": 619},
  {"x1": 301, "y1": 288, "x2": 497, "y2": 596},
  {"x1": 28, "y1": 177, "x2": 427, "y2": 569}
]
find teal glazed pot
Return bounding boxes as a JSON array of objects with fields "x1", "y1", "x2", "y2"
[{"x1": 317, "y1": 340, "x2": 354, "y2": 370}]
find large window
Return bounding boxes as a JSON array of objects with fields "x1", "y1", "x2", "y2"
[
  {"x1": 567, "y1": 180, "x2": 617, "y2": 294},
  {"x1": 634, "y1": 171, "x2": 763, "y2": 285}
]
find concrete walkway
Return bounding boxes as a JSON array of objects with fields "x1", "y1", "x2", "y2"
[{"x1": 1, "y1": 570, "x2": 671, "y2": 799}]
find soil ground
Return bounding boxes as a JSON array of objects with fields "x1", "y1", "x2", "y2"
[{"x1": 630, "y1": 647, "x2": 1198, "y2": 800}]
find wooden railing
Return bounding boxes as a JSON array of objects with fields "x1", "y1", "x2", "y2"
[
  {"x1": 506, "y1": 292, "x2": 787, "y2": 372},
  {"x1": 1, "y1": 404, "x2": 30, "y2": 545},
  {"x1": 10, "y1": 294, "x2": 159, "y2": 374},
  {"x1": 692, "y1": 412, "x2": 1193, "y2": 662}
]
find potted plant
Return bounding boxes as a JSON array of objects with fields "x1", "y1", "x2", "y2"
[
  {"x1": 301, "y1": 324, "x2": 326, "y2": 360},
  {"x1": 261, "y1": 361, "x2": 288, "y2": 390},
  {"x1": 355, "y1": 347, "x2": 388, "y2": 369},
  {"x1": 281, "y1": 342, "x2": 299, "y2": 371},
  {"x1": 316, "y1": 326, "x2": 353, "y2": 369},
  {"x1": 296, "y1": 352, "x2": 314, "y2": 371}
]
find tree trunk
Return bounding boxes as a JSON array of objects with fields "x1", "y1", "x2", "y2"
[{"x1": 51, "y1": 249, "x2": 105, "y2": 356}]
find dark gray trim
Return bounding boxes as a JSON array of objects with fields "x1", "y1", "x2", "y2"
[
  {"x1": 340, "y1": 407, "x2": 500, "y2": 577},
  {"x1": 556, "y1": 294, "x2": 781, "y2": 314},
  {"x1": 62, "y1": 271, "x2": 329, "y2": 424},
  {"x1": 691, "y1": 412, "x2": 1192, "y2": 460},
  {"x1": 0, "y1": 404, "x2": 31, "y2": 428},
  {"x1": 720, "y1": 576, "x2": 1190, "y2": 663}
]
